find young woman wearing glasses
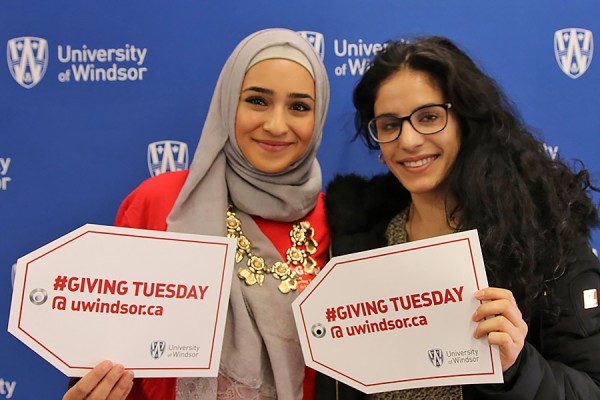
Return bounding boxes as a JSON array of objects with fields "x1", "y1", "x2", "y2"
[{"x1": 317, "y1": 36, "x2": 600, "y2": 399}]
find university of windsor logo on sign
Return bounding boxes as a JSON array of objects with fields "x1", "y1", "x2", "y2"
[
  {"x1": 147, "y1": 140, "x2": 189, "y2": 177},
  {"x1": 428, "y1": 349, "x2": 444, "y2": 367},
  {"x1": 554, "y1": 28, "x2": 594, "y2": 79},
  {"x1": 150, "y1": 340, "x2": 166, "y2": 359},
  {"x1": 7, "y1": 36, "x2": 49, "y2": 89}
]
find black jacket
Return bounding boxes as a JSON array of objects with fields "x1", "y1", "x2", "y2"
[{"x1": 315, "y1": 173, "x2": 600, "y2": 400}]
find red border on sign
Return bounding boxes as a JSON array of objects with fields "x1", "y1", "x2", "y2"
[
  {"x1": 299, "y1": 237, "x2": 496, "y2": 387},
  {"x1": 17, "y1": 229, "x2": 232, "y2": 372}
]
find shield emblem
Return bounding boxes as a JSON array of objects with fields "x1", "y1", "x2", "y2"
[
  {"x1": 297, "y1": 31, "x2": 325, "y2": 61},
  {"x1": 7, "y1": 36, "x2": 49, "y2": 89},
  {"x1": 428, "y1": 348, "x2": 444, "y2": 367},
  {"x1": 147, "y1": 140, "x2": 189, "y2": 177},
  {"x1": 150, "y1": 340, "x2": 166, "y2": 359},
  {"x1": 554, "y1": 28, "x2": 594, "y2": 79}
]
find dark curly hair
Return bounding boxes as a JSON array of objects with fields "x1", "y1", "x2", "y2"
[{"x1": 353, "y1": 36, "x2": 599, "y2": 320}]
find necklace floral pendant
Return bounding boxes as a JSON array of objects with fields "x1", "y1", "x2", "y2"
[{"x1": 226, "y1": 207, "x2": 318, "y2": 294}]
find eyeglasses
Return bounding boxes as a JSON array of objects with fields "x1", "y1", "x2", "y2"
[{"x1": 368, "y1": 103, "x2": 452, "y2": 143}]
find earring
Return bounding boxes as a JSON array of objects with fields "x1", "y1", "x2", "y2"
[{"x1": 378, "y1": 153, "x2": 386, "y2": 165}]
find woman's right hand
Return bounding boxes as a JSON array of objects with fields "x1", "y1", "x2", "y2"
[{"x1": 63, "y1": 360, "x2": 134, "y2": 400}]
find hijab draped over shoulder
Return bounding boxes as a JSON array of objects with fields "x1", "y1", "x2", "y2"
[{"x1": 166, "y1": 28, "x2": 330, "y2": 400}]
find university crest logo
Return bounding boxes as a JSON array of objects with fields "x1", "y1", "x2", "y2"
[
  {"x1": 428, "y1": 348, "x2": 444, "y2": 367},
  {"x1": 150, "y1": 340, "x2": 166, "y2": 359},
  {"x1": 297, "y1": 31, "x2": 325, "y2": 61},
  {"x1": 554, "y1": 28, "x2": 594, "y2": 79},
  {"x1": 147, "y1": 140, "x2": 189, "y2": 177},
  {"x1": 7, "y1": 36, "x2": 49, "y2": 89}
]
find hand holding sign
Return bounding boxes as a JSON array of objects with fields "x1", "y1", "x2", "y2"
[
  {"x1": 63, "y1": 361, "x2": 134, "y2": 400},
  {"x1": 472, "y1": 288, "x2": 528, "y2": 372}
]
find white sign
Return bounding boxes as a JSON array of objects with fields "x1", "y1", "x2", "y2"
[
  {"x1": 292, "y1": 230, "x2": 502, "y2": 394},
  {"x1": 9, "y1": 224, "x2": 235, "y2": 378}
]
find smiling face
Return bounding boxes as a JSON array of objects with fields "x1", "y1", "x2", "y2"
[
  {"x1": 235, "y1": 58, "x2": 316, "y2": 174},
  {"x1": 375, "y1": 68, "x2": 461, "y2": 199}
]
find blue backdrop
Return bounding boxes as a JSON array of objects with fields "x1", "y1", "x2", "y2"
[{"x1": 1, "y1": 1, "x2": 599, "y2": 398}]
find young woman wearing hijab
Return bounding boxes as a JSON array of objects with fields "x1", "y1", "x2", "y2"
[
  {"x1": 64, "y1": 28, "x2": 330, "y2": 400},
  {"x1": 316, "y1": 36, "x2": 600, "y2": 399}
]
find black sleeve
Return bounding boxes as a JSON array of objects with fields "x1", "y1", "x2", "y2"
[{"x1": 468, "y1": 241, "x2": 600, "y2": 399}]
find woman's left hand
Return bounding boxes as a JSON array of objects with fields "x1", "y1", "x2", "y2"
[{"x1": 472, "y1": 287, "x2": 528, "y2": 372}]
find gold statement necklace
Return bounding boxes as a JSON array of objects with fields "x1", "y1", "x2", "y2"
[{"x1": 226, "y1": 207, "x2": 318, "y2": 294}]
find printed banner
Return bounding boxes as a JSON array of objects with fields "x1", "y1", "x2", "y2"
[
  {"x1": 292, "y1": 230, "x2": 502, "y2": 394},
  {"x1": 8, "y1": 224, "x2": 236, "y2": 378}
]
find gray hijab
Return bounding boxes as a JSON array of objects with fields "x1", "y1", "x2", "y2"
[{"x1": 166, "y1": 28, "x2": 330, "y2": 399}]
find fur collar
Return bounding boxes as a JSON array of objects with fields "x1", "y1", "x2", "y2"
[{"x1": 324, "y1": 173, "x2": 410, "y2": 254}]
